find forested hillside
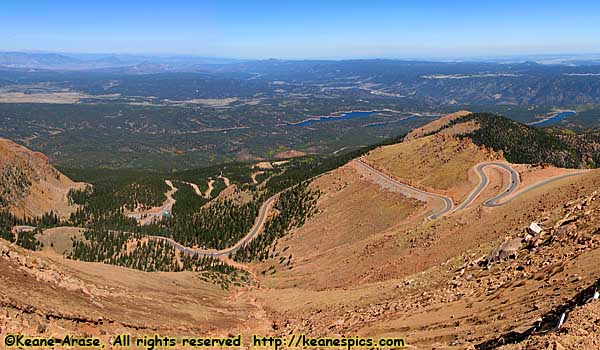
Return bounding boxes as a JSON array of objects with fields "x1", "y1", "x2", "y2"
[
  {"x1": 446, "y1": 113, "x2": 586, "y2": 168},
  {"x1": 557, "y1": 130, "x2": 600, "y2": 167},
  {"x1": 69, "y1": 229, "x2": 234, "y2": 272},
  {"x1": 233, "y1": 182, "x2": 320, "y2": 263},
  {"x1": 59, "y1": 152, "x2": 340, "y2": 271}
]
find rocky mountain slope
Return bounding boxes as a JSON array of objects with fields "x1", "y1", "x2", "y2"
[
  {"x1": 249, "y1": 114, "x2": 600, "y2": 349},
  {"x1": 0, "y1": 137, "x2": 84, "y2": 218},
  {"x1": 0, "y1": 238, "x2": 266, "y2": 338},
  {"x1": 2, "y1": 114, "x2": 600, "y2": 349}
]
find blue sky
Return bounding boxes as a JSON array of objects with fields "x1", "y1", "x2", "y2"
[{"x1": 2, "y1": 0, "x2": 600, "y2": 59}]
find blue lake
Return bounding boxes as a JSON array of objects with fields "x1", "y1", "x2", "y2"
[
  {"x1": 295, "y1": 110, "x2": 385, "y2": 126},
  {"x1": 533, "y1": 111, "x2": 576, "y2": 127}
]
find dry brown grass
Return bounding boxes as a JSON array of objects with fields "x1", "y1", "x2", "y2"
[
  {"x1": 3, "y1": 116, "x2": 600, "y2": 349},
  {"x1": 404, "y1": 110, "x2": 471, "y2": 141},
  {"x1": 0, "y1": 85, "x2": 118, "y2": 104},
  {"x1": 0, "y1": 240, "x2": 267, "y2": 340},
  {"x1": 274, "y1": 150, "x2": 307, "y2": 158},
  {"x1": 253, "y1": 167, "x2": 600, "y2": 349},
  {"x1": 364, "y1": 134, "x2": 498, "y2": 202},
  {"x1": 253, "y1": 163, "x2": 426, "y2": 291},
  {"x1": 36, "y1": 227, "x2": 85, "y2": 255},
  {"x1": 438, "y1": 120, "x2": 480, "y2": 137}
]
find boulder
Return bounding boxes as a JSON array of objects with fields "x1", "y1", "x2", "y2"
[
  {"x1": 528, "y1": 222, "x2": 543, "y2": 235},
  {"x1": 487, "y1": 238, "x2": 522, "y2": 264}
]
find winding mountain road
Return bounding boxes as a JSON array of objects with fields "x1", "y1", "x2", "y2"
[
  {"x1": 179, "y1": 180, "x2": 205, "y2": 199},
  {"x1": 356, "y1": 159, "x2": 586, "y2": 221},
  {"x1": 455, "y1": 162, "x2": 520, "y2": 210},
  {"x1": 355, "y1": 159, "x2": 453, "y2": 220},
  {"x1": 121, "y1": 159, "x2": 586, "y2": 259},
  {"x1": 458, "y1": 162, "x2": 586, "y2": 208},
  {"x1": 483, "y1": 171, "x2": 585, "y2": 207},
  {"x1": 29, "y1": 155, "x2": 588, "y2": 265},
  {"x1": 148, "y1": 194, "x2": 277, "y2": 257}
]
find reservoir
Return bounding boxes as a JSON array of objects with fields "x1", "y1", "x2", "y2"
[{"x1": 530, "y1": 111, "x2": 576, "y2": 127}]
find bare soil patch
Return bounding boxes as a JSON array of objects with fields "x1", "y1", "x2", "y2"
[{"x1": 36, "y1": 227, "x2": 85, "y2": 256}]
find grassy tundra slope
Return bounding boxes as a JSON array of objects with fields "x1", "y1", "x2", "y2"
[{"x1": 2, "y1": 113, "x2": 600, "y2": 349}]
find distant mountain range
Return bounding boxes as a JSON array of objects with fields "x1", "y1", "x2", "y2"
[
  {"x1": 2, "y1": 51, "x2": 600, "y2": 72},
  {"x1": 0, "y1": 51, "x2": 243, "y2": 72}
]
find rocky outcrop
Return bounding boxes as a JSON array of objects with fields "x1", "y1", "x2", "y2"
[
  {"x1": 487, "y1": 238, "x2": 522, "y2": 264},
  {"x1": 0, "y1": 137, "x2": 85, "y2": 218}
]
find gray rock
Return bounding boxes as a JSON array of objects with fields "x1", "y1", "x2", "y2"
[{"x1": 487, "y1": 238, "x2": 522, "y2": 264}]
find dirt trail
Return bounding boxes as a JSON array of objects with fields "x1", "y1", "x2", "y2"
[
  {"x1": 180, "y1": 181, "x2": 204, "y2": 198},
  {"x1": 227, "y1": 285, "x2": 272, "y2": 335},
  {"x1": 219, "y1": 175, "x2": 231, "y2": 187},
  {"x1": 204, "y1": 179, "x2": 214, "y2": 198},
  {"x1": 251, "y1": 171, "x2": 264, "y2": 184},
  {"x1": 126, "y1": 180, "x2": 177, "y2": 224},
  {"x1": 221, "y1": 256, "x2": 260, "y2": 282}
]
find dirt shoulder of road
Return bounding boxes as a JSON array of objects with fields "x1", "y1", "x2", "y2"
[{"x1": 364, "y1": 133, "x2": 501, "y2": 204}]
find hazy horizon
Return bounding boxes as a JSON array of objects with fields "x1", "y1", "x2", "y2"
[
  {"x1": 2, "y1": 0, "x2": 600, "y2": 59},
  {"x1": 4, "y1": 50, "x2": 600, "y2": 64}
]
